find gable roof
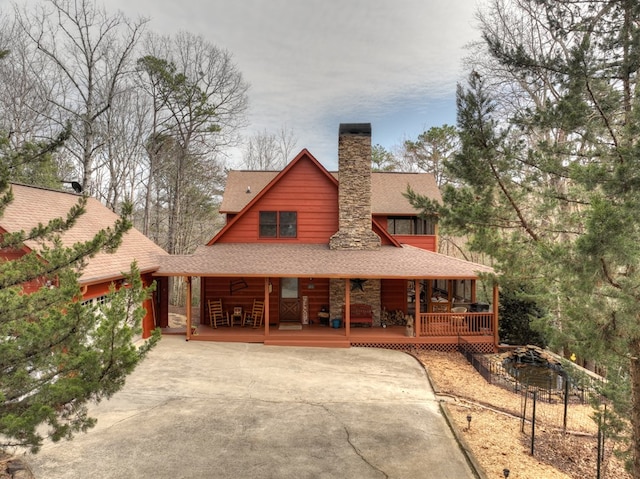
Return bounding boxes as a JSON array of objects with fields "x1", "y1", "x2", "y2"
[
  {"x1": 209, "y1": 149, "x2": 336, "y2": 245},
  {"x1": 211, "y1": 149, "x2": 399, "y2": 247},
  {"x1": 1, "y1": 183, "x2": 168, "y2": 285},
  {"x1": 220, "y1": 166, "x2": 442, "y2": 215}
]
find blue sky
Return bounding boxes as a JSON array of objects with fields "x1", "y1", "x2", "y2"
[{"x1": 109, "y1": 0, "x2": 482, "y2": 170}]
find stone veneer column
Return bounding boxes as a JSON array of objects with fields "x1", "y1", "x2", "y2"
[
  {"x1": 329, "y1": 278, "x2": 381, "y2": 325},
  {"x1": 329, "y1": 124, "x2": 381, "y2": 251}
]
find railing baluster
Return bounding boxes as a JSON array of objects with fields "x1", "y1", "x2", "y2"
[{"x1": 419, "y1": 312, "x2": 493, "y2": 337}]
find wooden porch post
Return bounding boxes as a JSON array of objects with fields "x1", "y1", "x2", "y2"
[
  {"x1": 264, "y1": 277, "x2": 270, "y2": 337},
  {"x1": 185, "y1": 276, "x2": 192, "y2": 341},
  {"x1": 414, "y1": 278, "x2": 421, "y2": 336},
  {"x1": 344, "y1": 278, "x2": 351, "y2": 338},
  {"x1": 493, "y1": 283, "x2": 500, "y2": 348},
  {"x1": 199, "y1": 277, "x2": 205, "y2": 331}
]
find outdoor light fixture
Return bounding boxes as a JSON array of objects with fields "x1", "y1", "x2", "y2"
[
  {"x1": 466, "y1": 414, "x2": 472, "y2": 430},
  {"x1": 503, "y1": 468, "x2": 510, "y2": 478}
]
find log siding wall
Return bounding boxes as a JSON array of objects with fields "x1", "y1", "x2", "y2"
[{"x1": 217, "y1": 156, "x2": 339, "y2": 244}]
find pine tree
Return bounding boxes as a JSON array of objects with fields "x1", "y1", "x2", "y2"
[
  {"x1": 0, "y1": 130, "x2": 160, "y2": 452},
  {"x1": 410, "y1": 1, "x2": 640, "y2": 474}
]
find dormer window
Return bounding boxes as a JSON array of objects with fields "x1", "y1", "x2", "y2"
[{"x1": 259, "y1": 211, "x2": 297, "y2": 238}]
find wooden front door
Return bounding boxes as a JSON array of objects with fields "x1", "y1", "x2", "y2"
[{"x1": 280, "y1": 277, "x2": 300, "y2": 322}]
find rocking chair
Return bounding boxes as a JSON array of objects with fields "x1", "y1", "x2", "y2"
[
  {"x1": 208, "y1": 299, "x2": 229, "y2": 328},
  {"x1": 243, "y1": 300, "x2": 265, "y2": 328}
]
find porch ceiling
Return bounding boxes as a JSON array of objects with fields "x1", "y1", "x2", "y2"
[{"x1": 154, "y1": 243, "x2": 494, "y2": 279}]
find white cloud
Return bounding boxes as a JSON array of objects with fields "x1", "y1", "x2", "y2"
[{"x1": 110, "y1": 0, "x2": 481, "y2": 168}]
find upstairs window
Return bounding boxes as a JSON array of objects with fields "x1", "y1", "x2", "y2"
[
  {"x1": 387, "y1": 216, "x2": 436, "y2": 235},
  {"x1": 279, "y1": 211, "x2": 297, "y2": 237},
  {"x1": 259, "y1": 211, "x2": 297, "y2": 238},
  {"x1": 259, "y1": 211, "x2": 277, "y2": 237}
]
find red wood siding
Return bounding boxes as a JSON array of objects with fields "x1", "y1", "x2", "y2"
[
  {"x1": 372, "y1": 222, "x2": 396, "y2": 246},
  {"x1": 381, "y1": 279, "x2": 407, "y2": 313},
  {"x1": 217, "y1": 156, "x2": 338, "y2": 244},
  {"x1": 2, "y1": 244, "x2": 159, "y2": 338},
  {"x1": 298, "y1": 278, "x2": 330, "y2": 324},
  {"x1": 202, "y1": 276, "x2": 330, "y2": 325},
  {"x1": 83, "y1": 282, "x2": 112, "y2": 299},
  {"x1": 374, "y1": 216, "x2": 388, "y2": 229},
  {"x1": 140, "y1": 273, "x2": 161, "y2": 338},
  {"x1": 155, "y1": 276, "x2": 170, "y2": 329},
  {"x1": 392, "y1": 235, "x2": 437, "y2": 251},
  {"x1": 0, "y1": 248, "x2": 26, "y2": 261},
  {"x1": 202, "y1": 277, "x2": 268, "y2": 324},
  {"x1": 372, "y1": 216, "x2": 436, "y2": 251},
  {"x1": 1, "y1": 247, "x2": 52, "y2": 293}
]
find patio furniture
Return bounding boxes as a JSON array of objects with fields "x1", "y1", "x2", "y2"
[
  {"x1": 243, "y1": 300, "x2": 265, "y2": 328},
  {"x1": 430, "y1": 302, "x2": 450, "y2": 313},
  {"x1": 317, "y1": 311, "x2": 330, "y2": 326},
  {"x1": 208, "y1": 299, "x2": 230, "y2": 328},
  {"x1": 451, "y1": 306, "x2": 468, "y2": 332},
  {"x1": 341, "y1": 303, "x2": 373, "y2": 327},
  {"x1": 231, "y1": 306, "x2": 244, "y2": 327}
]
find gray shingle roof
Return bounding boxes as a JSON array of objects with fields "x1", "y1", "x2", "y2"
[
  {"x1": 220, "y1": 169, "x2": 442, "y2": 215},
  {"x1": 371, "y1": 172, "x2": 441, "y2": 215},
  {"x1": 2, "y1": 184, "x2": 167, "y2": 284},
  {"x1": 155, "y1": 243, "x2": 493, "y2": 279}
]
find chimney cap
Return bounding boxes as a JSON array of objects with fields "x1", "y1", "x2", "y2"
[{"x1": 339, "y1": 123, "x2": 371, "y2": 136}]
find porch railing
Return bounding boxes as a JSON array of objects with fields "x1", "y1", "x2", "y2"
[{"x1": 418, "y1": 312, "x2": 494, "y2": 337}]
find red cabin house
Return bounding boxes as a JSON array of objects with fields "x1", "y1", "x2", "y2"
[
  {"x1": 0, "y1": 183, "x2": 169, "y2": 338},
  {"x1": 157, "y1": 124, "x2": 499, "y2": 351}
]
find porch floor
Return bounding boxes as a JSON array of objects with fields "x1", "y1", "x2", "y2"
[{"x1": 161, "y1": 323, "x2": 496, "y2": 351}]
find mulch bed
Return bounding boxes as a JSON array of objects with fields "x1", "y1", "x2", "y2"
[{"x1": 415, "y1": 350, "x2": 631, "y2": 479}]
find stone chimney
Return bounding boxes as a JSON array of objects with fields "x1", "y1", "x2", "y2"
[{"x1": 329, "y1": 123, "x2": 381, "y2": 250}]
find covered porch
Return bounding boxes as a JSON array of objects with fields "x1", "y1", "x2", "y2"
[
  {"x1": 155, "y1": 243, "x2": 498, "y2": 352},
  {"x1": 168, "y1": 313, "x2": 497, "y2": 352}
]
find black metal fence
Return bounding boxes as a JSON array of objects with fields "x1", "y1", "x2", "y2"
[
  {"x1": 458, "y1": 338, "x2": 603, "y2": 425},
  {"x1": 457, "y1": 338, "x2": 617, "y2": 478}
]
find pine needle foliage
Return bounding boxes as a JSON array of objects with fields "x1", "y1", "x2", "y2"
[
  {"x1": 0, "y1": 132, "x2": 159, "y2": 453},
  {"x1": 408, "y1": 1, "x2": 640, "y2": 473}
]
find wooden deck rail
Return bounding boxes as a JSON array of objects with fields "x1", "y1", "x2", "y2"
[{"x1": 419, "y1": 312, "x2": 494, "y2": 337}]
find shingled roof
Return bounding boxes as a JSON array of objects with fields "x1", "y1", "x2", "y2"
[
  {"x1": 155, "y1": 243, "x2": 494, "y2": 279},
  {"x1": 220, "y1": 169, "x2": 441, "y2": 215},
  {"x1": 1, "y1": 184, "x2": 167, "y2": 285}
]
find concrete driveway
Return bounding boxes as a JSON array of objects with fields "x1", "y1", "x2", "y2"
[{"x1": 26, "y1": 336, "x2": 475, "y2": 479}]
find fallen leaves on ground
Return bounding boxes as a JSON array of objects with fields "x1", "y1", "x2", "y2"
[{"x1": 415, "y1": 350, "x2": 631, "y2": 479}]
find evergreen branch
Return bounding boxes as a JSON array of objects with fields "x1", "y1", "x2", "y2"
[
  {"x1": 583, "y1": 71, "x2": 623, "y2": 164},
  {"x1": 600, "y1": 257, "x2": 622, "y2": 290},
  {"x1": 487, "y1": 157, "x2": 540, "y2": 242}
]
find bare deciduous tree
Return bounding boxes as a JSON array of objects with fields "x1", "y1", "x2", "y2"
[
  {"x1": 15, "y1": 0, "x2": 148, "y2": 192},
  {"x1": 137, "y1": 31, "x2": 249, "y2": 255},
  {"x1": 242, "y1": 126, "x2": 298, "y2": 170},
  {"x1": 0, "y1": 13, "x2": 52, "y2": 148}
]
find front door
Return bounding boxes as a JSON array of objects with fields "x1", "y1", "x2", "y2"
[{"x1": 280, "y1": 278, "x2": 300, "y2": 322}]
